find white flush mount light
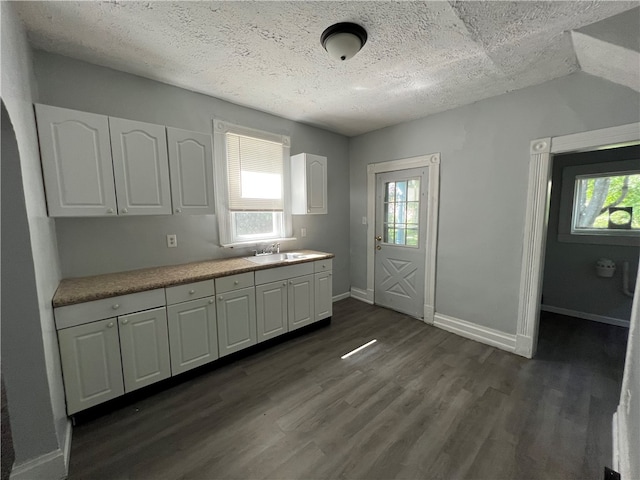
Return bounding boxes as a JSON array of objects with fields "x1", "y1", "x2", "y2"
[{"x1": 321, "y1": 22, "x2": 368, "y2": 61}]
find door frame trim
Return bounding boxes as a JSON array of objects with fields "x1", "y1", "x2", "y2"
[
  {"x1": 517, "y1": 122, "x2": 639, "y2": 358},
  {"x1": 366, "y1": 153, "x2": 441, "y2": 323}
]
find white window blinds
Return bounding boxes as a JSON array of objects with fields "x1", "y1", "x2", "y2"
[{"x1": 226, "y1": 132, "x2": 283, "y2": 211}]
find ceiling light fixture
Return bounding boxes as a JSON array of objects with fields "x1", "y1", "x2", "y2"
[{"x1": 321, "y1": 22, "x2": 367, "y2": 61}]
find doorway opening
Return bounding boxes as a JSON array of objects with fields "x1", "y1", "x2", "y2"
[{"x1": 516, "y1": 123, "x2": 640, "y2": 358}]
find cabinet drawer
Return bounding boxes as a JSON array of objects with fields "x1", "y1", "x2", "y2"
[
  {"x1": 215, "y1": 272, "x2": 255, "y2": 294},
  {"x1": 314, "y1": 259, "x2": 332, "y2": 272},
  {"x1": 55, "y1": 289, "x2": 165, "y2": 330},
  {"x1": 165, "y1": 280, "x2": 215, "y2": 305},
  {"x1": 255, "y1": 262, "x2": 314, "y2": 285}
]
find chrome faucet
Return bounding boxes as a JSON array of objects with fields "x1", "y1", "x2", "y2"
[{"x1": 253, "y1": 243, "x2": 280, "y2": 256}]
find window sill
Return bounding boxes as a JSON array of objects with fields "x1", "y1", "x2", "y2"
[
  {"x1": 557, "y1": 233, "x2": 640, "y2": 247},
  {"x1": 221, "y1": 237, "x2": 298, "y2": 248}
]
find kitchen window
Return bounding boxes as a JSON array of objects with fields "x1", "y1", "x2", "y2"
[{"x1": 213, "y1": 120, "x2": 292, "y2": 246}]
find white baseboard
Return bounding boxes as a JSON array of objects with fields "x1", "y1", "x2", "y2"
[
  {"x1": 332, "y1": 292, "x2": 351, "y2": 302},
  {"x1": 423, "y1": 304, "x2": 434, "y2": 325},
  {"x1": 10, "y1": 419, "x2": 71, "y2": 480},
  {"x1": 541, "y1": 304, "x2": 630, "y2": 328},
  {"x1": 433, "y1": 313, "x2": 517, "y2": 353},
  {"x1": 350, "y1": 287, "x2": 373, "y2": 304},
  {"x1": 515, "y1": 334, "x2": 534, "y2": 359}
]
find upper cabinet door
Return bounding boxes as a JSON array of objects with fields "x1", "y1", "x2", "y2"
[
  {"x1": 291, "y1": 153, "x2": 328, "y2": 215},
  {"x1": 110, "y1": 117, "x2": 171, "y2": 215},
  {"x1": 35, "y1": 104, "x2": 117, "y2": 217},
  {"x1": 167, "y1": 127, "x2": 215, "y2": 215}
]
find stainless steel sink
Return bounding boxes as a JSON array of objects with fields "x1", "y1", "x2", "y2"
[{"x1": 244, "y1": 252, "x2": 323, "y2": 265}]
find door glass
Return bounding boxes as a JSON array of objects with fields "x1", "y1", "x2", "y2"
[{"x1": 383, "y1": 178, "x2": 420, "y2": 246}]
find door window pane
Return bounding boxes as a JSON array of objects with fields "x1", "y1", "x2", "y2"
[{"x1": 382, "y1": 177, "x2": 421, "y2": 247}]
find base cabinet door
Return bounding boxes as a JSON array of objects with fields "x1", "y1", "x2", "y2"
[
  {"x1": 288, "y1": 275, "x2": 315, "y2": 332},
  {"x1": 314, "y1": 271, "x2": 333, "y2": 321},
  {"x1": 167, "y1": 297, "x2": 218, "y2": 375},
  {"x1": 118, "y1": 307, "x2": 171, "y2": 392},
  {"x1": 216, "y1": 287, "x2": 257, "y2": 357},
  {"x1": 58, "y1": 318, "x2": 124, "y2": 415},
  {"x1": 256, "y1": 281, "x2": 288, "y2": 343}
]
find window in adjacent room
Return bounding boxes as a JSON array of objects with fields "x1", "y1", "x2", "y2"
[
  {"x1": 213, "y1": 120, "x2": 292, "y2": 246},
  {"x1": 572, "y1": 172, "x2": 640, "y2": 233}
]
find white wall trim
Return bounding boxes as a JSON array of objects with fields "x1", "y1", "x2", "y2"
[
  {"x1": 517, "y1": 123, "x2": 640, "y2": 358},
  {"x1": 10, "y1": 447, "x2": 67, "y2": 480},
  {"x1": 62, "y1": 419, "x2": 72, "y2": 471},
  {"x1": 365, "y1": 153, "x2": 440, "y2": 323},
  {"x1": 433, "y1": 313, "x2": 516, "y2": 353},
  {"x1": 541, "y1": 304, "x2": 630, "y2": 328},
  {"x1": 612, "y1": 411, "x2": 620, "y2": 472},
  {"x1": 350, "y1": 287, "x2": 373, "y2": 304},
  {"x1": 332, "y1": 292, "x2": 351, "y2": 302}
]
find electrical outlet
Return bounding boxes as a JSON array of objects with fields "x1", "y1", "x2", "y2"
[
  {"x1": 167, "y1": 234, "x2": 177, "y2": 248},
  {"x1": 301, "y1": 228, "x2": 307, "y2": 238},
  {"x1": 362, "y1": 216, "x2": 367, "y2": 225}
]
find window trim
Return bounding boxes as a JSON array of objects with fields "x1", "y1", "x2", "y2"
[
  {"x1": 213, "y1": 119, "x2": 293, "y2": 247},
  {"x1": 558, "y1": 159, "x2": 640, "y2": 246}
]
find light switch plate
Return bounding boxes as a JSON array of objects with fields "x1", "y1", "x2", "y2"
[{"x1": 301, "y1": 228, "x2": 307, "y2": 238}]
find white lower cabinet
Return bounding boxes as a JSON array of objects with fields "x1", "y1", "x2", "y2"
[
  {"x1": 58, "y1": 318, "x2": 124, "y2": 415},
  {"x1": 118, "y1": 307, "x2": 171, "y2": 392},
  {"x1": 288, "y1": 274, "x2": 315, "y2": 332},
  {"x1": 167, "y1": 297, "x2": 218, "y2": 375},
  {"x1": 315, "y1": 271, "x2": 333, "y2": 321},
  {"x1": 256, "y1": 281, "x2": 288, "y2": 342},
  {"x1": 216, "y1": 286, "x2": 257, "y2": 357}
]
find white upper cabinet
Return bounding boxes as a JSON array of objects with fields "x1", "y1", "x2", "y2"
[
  {"x1": 291, "y1": 153, "x2": 328, "y2": 215},
  {"x1": 110, "y1": 117, "x2": 172, "y2": 215},
  {"x1": 35, "y1": 104, "x2": 117, "y2": 217},
  {"x1": 167, "y1": 127, "x2": 215, "y2": 215}
]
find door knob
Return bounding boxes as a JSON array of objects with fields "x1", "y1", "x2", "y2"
[{"x1": 375, "y1": 235, "x2": 382, "y2": 241}]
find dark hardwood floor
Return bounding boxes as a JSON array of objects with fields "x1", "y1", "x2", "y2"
[{"x1": 67, "y1": 299, "x2": 628, "y2": 480}]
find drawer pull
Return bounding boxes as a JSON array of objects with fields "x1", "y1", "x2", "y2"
[
  {"x1": 218, "y1": 296, "x2": 223, "y2": 301},
  {"x1": 121, "y1": 208, "x2": 128, "y2": 214},
  {"x1": 107, "y1": 208, "x2": 114, "y2": 214},
  {"x1": 283, "y1": 282, "x2": 287, "y2": 286},
  {"x1": 209, "y1": 299, "x2": 214, "y2": 304},
  {"x1": 175, "y1": 208, "x2": 181, "y2": 213},
  {"x1": 234, "y1": 280, "x2": 239, "y2": 285},
  {"x1": 112, "y1": 304, "x2": 120, "y2": 310},
  {"x1": 121, "y1": 319, "x2": 128, "y2": 325},
  {"x1": 189, "y1": 289, "x2": 195, "y2": 294},
  {"x1": 107, "y1": 322, "x2": 114, "y2": 328}
]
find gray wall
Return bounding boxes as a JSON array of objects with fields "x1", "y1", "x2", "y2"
[
  {"x1": 0, "y1": 2, "x2": 67, "y2": 468},
  {"x1": 33, "y1": 51, "x2": 351, "y2": 296},
  {"x1": 350, "y1": 72, "x2": 640, "y2": 335},
  {"x1": 542, "y1": 146, "x2": 639, "y2": 322}
]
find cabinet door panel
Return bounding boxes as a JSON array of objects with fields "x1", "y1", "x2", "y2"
[
  {"x1": 256, "y1": 281, "x2": 288, "y2": 342},
  {"x1": 58, "y1": 318, "x2": 124, "y2": 414},
  {"x1": 315, "y1": 271, "x2": 333, "y2": 321},
  {"x1": 216, "y1": 287, "x2": 257, "y2": 356},
  {"x1": 167, "y1": 127, "x2": 215, "y2": 215},
  {"x1": 110, "y1": 117, "x2": 171, "y2": 215},
  {"x1": 119, "y1": 307, "x2": 171, "y2": 392},
  {"x1": 35, "y1": 104, "x2": 117, "y2": 217},
  {"x1": 167, "y1": 298, "x2": 218, "y2": 375},
  {"x1": 307, "y1": 156, "x2": 327, "y2": 214},
  {"x1": 288, "y1": 275, "x2": 315, "y2": 331}
]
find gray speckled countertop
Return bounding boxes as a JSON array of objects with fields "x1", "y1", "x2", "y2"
[{"x1": 53, "y1": 250, "x2": 334, "y2": 307}]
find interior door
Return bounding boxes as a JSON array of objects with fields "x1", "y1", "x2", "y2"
[{"x1": 374, "y1": 167, "x2": 428, "y2": 319}]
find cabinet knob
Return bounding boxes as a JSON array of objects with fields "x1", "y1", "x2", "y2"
[
  {"x1": 289, "y1": 281, "x2": 293, "y2": 285},
  {"x1": 112, "y1": 304, "x2": 120, "y2": 310},
  {"x1": 307, "y1": 209, "x2": 311, "y2": 213},
  {"x1": 282, "y1": 282, "x2": 287, "y2": 286},
  {"x1": 175, "y1": 208, "x2": 181, "y2": 213},
  {"x1": 209, "y1": 299, "x2": 214, "y2": 304},
  {"x1": 121, "y1": 208, "x2": 128, "y2": 214},
  {"x1": 218, "y1": 296, "x2": 223, "y2": 301},
  {"x1": 322, "y1": 265, "x2": 326, "y2": 268},
  {"x1": 189, "y1": 289, "x2": 195, "y2": 294},
  {"x1": 107, "y1": 322, "x2": 114, "y2": 328},
  {"x1": 121, "y1": 319, "x2": 128, "y2": 325},
  {"x1": 107, "y1": 208, "x2": 114, "y2": 214},
  {"x1": 329, "y1": 273, "x2": 332, "y2": 276},
  {"x1": 234, "y1": 280, "x2": 239, "y2": 285}
]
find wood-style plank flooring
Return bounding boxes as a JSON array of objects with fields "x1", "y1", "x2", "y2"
[{"x1": 68, "y1": 299, "x2": 628, "y2": 479}]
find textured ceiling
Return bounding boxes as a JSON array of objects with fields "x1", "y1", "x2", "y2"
[{"x1": 14, "y1": 1, "x2": 639, "y2": 136}]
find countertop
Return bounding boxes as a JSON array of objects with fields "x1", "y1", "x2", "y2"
[{"x1": 53, "y1": 250, "x2": 334, "y2": 308}]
